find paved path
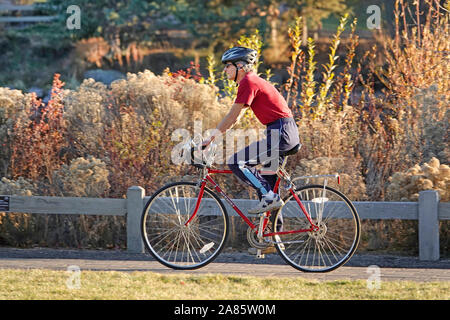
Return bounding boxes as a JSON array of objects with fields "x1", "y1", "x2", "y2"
[{"x1": 0, "y1": 247, "x2": 449, "y2": 282}]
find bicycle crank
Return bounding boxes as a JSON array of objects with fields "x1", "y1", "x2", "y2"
[{"x1": 246, "y1": 224, "x2": 272, "y2": 250}]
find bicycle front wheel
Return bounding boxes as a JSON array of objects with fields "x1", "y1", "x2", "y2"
[
  {"x1": 273, "y1": 185, "x2": 360, "y2": 272},
  {"x1": 141, "y1": 182, "x2": 229, "y2": 270}
]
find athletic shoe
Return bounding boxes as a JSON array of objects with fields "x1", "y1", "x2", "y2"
[{"x1": 248, "y1": 191, "x2": 284, "y2": 214}]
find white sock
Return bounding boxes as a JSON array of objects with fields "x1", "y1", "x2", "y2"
[{"x1": 264, "y1": 191, "x2": 275, "y2": 200}]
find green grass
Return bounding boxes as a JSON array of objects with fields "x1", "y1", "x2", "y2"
[{"x1": 0, "y1": 269, "x2": 448, "y2": 300}]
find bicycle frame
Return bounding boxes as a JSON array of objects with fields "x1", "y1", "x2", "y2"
[{"x1": 184, "y1": 168, "x2": 319, "y2": 238}]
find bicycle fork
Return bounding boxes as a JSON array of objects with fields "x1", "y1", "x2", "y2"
[{"x1": 183, "y1": 180, "x2": 206, "y2": 227}]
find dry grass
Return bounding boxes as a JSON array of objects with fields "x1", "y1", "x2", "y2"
[{"x1": 0, "y1": 269, "x2": 448, "y2": 300}]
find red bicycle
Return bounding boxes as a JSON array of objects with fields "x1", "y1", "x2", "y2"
[{"x1": 141, "y1": 140, "x2": 360, "y2": 272}]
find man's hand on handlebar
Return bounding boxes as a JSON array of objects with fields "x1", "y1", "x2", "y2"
[{"x1": 200, "y1": 136, "x2": 214, "y2": 151}]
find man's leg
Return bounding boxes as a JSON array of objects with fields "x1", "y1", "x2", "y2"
[
  {"x1": 227, "y1": 139, "x2": 273, "y2": 195},
  {"x1": 261, "y1": 159, "x2": 284, "y2": 231},
  {"x1": 228, "y1": 140, "x2": 284, "y2": 213}
]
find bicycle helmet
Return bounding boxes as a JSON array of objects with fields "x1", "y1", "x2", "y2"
[
  {"x1": 221, "y1": 47, "x2": 257, "y2": 81},
  {"x1": 221, "y1": 46, "x2": 258, "y2": 65}
]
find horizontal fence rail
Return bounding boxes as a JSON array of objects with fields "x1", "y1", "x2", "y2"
[
  {"x1": 0, "y1": 4, "x2": 57, "y2": 24},
  {"x1": 8, "y1": 195, "x2": 127, "y2": 216},
  {"x1": 0, "y1": 188, "x2": 447, "y2": 261},
  {"x1": 0, "y1": 4, "x2": 38, "y2": 11},
  {"x1": 0, "y1": 16, "x2": 57, "y2": 23}
]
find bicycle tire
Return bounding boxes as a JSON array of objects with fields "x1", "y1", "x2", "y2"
[
  {"x1": 141, "y1": 182, "x2": 229, "y2": 270},
  {"x1": 273, "y1": 184, "x2": 360, "y2": 272}
]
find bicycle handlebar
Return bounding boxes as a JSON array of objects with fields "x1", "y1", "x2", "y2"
[
  {"x1": 190, "y1": 145, "x2": 207, "y2": 169},
  {"x1": 180, "y1": 139, "x2": 215, "y2": 169}
]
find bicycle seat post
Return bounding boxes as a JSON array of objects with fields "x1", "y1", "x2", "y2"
[
  {"x1": 277, "y1": 143, "x2": 301, "y2": 187},
  {"x1": 280, "y1": 155, "x2": 289, "y2": 170},
  {"x1": 277, "y1": 156, "x2": 293, "y2": 189}
]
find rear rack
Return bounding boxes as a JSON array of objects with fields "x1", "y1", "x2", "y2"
[{"x1": 292, "y1": 174, "x2": 340, "y2": 185}]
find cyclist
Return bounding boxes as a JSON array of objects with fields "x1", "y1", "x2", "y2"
[{"x1": 202, "y1": 46, "x2": 300, "y2": 214}]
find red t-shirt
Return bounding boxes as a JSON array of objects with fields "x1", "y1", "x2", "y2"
[{"x1": 234, "y1": 72, "x2": 293, "y2": 125}]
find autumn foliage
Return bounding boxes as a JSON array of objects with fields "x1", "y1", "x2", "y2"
[{"x1": 10, "y1": 74, "x2": 67, "y2": 185}]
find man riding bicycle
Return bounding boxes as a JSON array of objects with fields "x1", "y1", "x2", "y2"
[
  {"x1": 202, "y1": 46, "x2": 300, "y2": 214},
  {"x1": 144, "y1": 55, "x2": 359, "y2": 265}
]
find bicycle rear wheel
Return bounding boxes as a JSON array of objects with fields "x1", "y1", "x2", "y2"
[
  {"x1": 273, "y1": 185, "x2": 360, "y2": 272},
  {"x1": 141, "y1": 182, "x2": 229, "y2": 270}
]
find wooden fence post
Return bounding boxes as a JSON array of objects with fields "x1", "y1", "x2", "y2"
[
  {"x1": 418, "y1": 190, "x2": 440, "y2": 261},
  {"x1": 126, "y1": 186, "x2": 145, "y2": 253}
]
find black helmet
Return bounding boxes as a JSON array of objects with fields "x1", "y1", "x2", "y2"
[{"x1": 221, "y1": 47, "x2": 257, "y2": 65}]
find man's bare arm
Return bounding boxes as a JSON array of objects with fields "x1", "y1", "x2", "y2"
[
  {"x1": 202, "y1": 103, "x2": 245, "y2": 147},
  {"x1": 216, "y1": 103, "x2": 245, "y2": 134}
]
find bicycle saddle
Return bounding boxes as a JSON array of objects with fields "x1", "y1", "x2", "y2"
[{"x1": 279, "y1": 143, "x2": 301, "y2": 157}]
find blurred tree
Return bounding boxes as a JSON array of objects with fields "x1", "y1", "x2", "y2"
[
  {"x1": 34, "y1": 0, "x2": 350, "y2": 57},
  {"x1": 168, "y1": 0, "x2": 350, "y2": 61},
  {"x1": 168, "y1": 0, "x2": 249, "y2": 50},
  {"x1": 28, "y1": 0, "x2": 184, "y2": 68},
  {"x1": 231, "y1": 0, "x2": 349, "y2": 64},
  {"x1": 36, "y1": 0, "x2": 175, "y2": 44},
  {"x1": 1, "y1": 0, "x2": 356, "y2": 89}
]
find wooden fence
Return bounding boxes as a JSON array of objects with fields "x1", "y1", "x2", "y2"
[{"x1": 1, "y1": 187, "x2": 448, "y2": 261}]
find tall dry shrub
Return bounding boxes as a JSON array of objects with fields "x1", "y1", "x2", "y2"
[
  {"x1": 63, "y1": 70, "x2": 230, "y2": 197},
  {"x1": 284, "y1": 17, "x2": 305, "y2": 113},
  {"x1": 0, "y1": 82, "x2": 69, "y2": 247},
  {"x1": 63, "y1": 79, "x2": 110, "y2": 159},
  {"x1": 387, "y1": 157, "x2": 449, "y2": 202},
  {"x1": 293, "y1": 156, "x2": 366, "y2": 201},
  {"x1": 10, "y1": 74, "x2": 68, "y2": 185},
  {"x1": 0, "y1": 157, "x2": 124, "y2": 248},
  {"x1": 0, "y1": 88, "x2": 28, "y2": 177},
  {"x1": 384, "y1": 157, "x2": 449, "y2": 256},
  {"x1": 2, "y1": 76, "x2": 125, "y2": 248},
  {"x1": 49, "y1": 156, "x2": 124, "y2": 248},
  {"x1": 0, "y1": 177, "x2": 38, "y2": 246},
  {"x1": 387, "y1": 0, "x2": 449, "y2": 165},
  {"x1": 292, "y1": 105, "x2": 365, "y2": 199},
  {"x1": 281, "y1": 15, "x2": 366, "y2": 200},
  {"x1": 52, "y1": 156, "x2": 111, "y2": 198},
  {"x1": 110, "y1": 70, "x2": 228, "y2": 130},
  {"x1": 358, "y1": 0, "x2": 449, "y2": 200},
  {"x1": 107, "y1": 70, "x2": 228, "y2": 195}
]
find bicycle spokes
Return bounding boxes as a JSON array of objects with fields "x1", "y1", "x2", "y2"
[
  {"x1": 142, "y1": 182, "x2": 229, "y2": 270},
  {"x1": 274, "y1": 185, "x2": 360, "y2": 272}
]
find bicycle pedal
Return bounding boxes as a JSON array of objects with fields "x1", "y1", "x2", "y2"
[
  {"x1": 256, "y1": 249, "x2": 265, "y2": 259},
  {"x1": 248, "y1": 247, "x2": 266, "y2": 258}
]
